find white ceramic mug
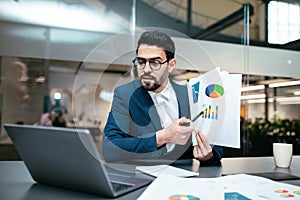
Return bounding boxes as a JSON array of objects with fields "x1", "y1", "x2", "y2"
[{"x1": 273, "y1": 143, "x2": 293, "y2": 168}]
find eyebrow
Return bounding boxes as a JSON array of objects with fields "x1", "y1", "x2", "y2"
[{"x1": 136, "y1": 56, "x2": 162, "y2": 60}]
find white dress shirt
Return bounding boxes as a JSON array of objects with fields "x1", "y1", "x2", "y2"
[{"x1": 149, "y1": 79, "x2": 179, "y2": 152}]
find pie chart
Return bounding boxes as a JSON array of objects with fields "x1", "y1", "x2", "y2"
[
  {"x1": 168, "y1": 194, "x2": 200, "y2": 200},
  {"x1": 280, "y1": 193, "x2": 294, "y2": 198},
  {"x1": 276, "y1": 190, "x2": 289, "y2": 193},
  {"x1": 205, "y1": 84, "x2": 224, "y2": 98},
  {"x1": 293, "y1": 190, "x2": 300, "y2": 195}
]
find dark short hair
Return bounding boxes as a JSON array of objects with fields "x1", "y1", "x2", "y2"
[{"x1": 136, "y1": 30, "x2": 175, "y2": 60}]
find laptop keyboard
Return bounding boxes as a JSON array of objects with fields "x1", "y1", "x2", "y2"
[
  {"x1": 108, "y1": 172, "x2": 131, "y2": 181},
  {"x1": 111, "y1": 182, "x2": 134, "y2": 192}
]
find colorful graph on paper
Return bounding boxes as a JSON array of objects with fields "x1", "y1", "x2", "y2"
[
  {"x1": 187, "y1": 67, "x2": 242, "y2": 148},
  {"x1": 188, "y1": 68, "x2": 226, "y2": 146},
  {"x1": 205, "y1": 84, "x2": 224, "y2": 98},
  {"x1": 275, "y1": 189, "x2": 300, "y2": 198},
  {"x1": 201, "y1": 105, "x2": 219, "y2": 120},
  {"x1": 225, "y1": 192, "x2": 250, "y2": 200},
  {"x1": 169, "y1": 194, "x2": 200, "y2": 200},
  {"x1": 191, "y1": 82, "x2": 222, "y2": 120},
  {"x1": 192, "y1": 82, "x2": 200, "y2": 103}
]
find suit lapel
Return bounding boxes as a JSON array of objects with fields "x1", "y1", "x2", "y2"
[
  {"x1": 149, "y1": 81, "x2": 190, "y2": 130},
  {"x1": 130, "y1": 80, "x2": 189, "y2": 132},
  {"x1": 144, "y1": 80, "x2": 190, "y2": 131},
  {"x1": 148, "y1": 104, "x2": 162, "y2": 130},
  {"x1": 131, "y1": 83, "x2": 162, "y2": 131},
  {"x1": 171, "y1": 80, "x2": 190, "y2": 119}
]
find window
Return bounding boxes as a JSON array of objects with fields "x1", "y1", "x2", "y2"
[{"x1": 268, "y1": 1, "x2": 300, "y2": 44}]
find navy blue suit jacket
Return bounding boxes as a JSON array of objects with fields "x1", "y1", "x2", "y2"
[{"x1": 102, "y1": 79, "x2": 222, "y2": 165}]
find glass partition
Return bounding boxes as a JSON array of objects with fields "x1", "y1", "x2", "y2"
[{"x1": 0, "y1": 0, "x2": 299, "y2": 160}]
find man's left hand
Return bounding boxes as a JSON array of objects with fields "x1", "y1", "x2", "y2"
[{"x1": 193, "y1": 130, "x2": 213, "y2": 161}]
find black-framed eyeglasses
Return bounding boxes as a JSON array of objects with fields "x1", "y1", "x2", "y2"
[{"x1": 132, "y1": 57, "x2": 168, "y2": 71}]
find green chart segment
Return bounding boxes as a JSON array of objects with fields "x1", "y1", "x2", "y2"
[
  {"x1": 205, "y1": 84, "x2": 224, "y2": 98},
  {"x1": 202, "y1": 105, "x2": 219, "y2": 120}
]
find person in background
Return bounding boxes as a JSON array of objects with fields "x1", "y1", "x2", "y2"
[
  {"x1": 40, "y1": 111, "x2": 53, "y2": 126},
  {"x1": 102, "y1": 30, "x2": 223, "y2": 165},
  {"x1": 40, "y1": 107, "x2": 67, "y2": 127}
]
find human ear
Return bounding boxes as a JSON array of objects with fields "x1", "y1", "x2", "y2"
[{"x1": 168, "y1": 59, "x2": 176, "y2": 72}]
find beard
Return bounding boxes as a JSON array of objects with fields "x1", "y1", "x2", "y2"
[{"x1": 140, "y1": 73, "x2": 161, "y2": 91}]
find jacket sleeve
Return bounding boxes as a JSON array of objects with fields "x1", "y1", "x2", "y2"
[
  {"x1": 178, "y1": 144, "x2": 223, "y2": 166},
  {"x1": 102, "y1": 86, "x2": 161, "y2": 162},
  {"x1": 199, "y1": 145, "x2": 223, "y2": 166}
]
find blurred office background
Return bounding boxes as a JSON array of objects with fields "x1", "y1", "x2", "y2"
[{"x1": 0, "y1": 0, "x2": 299, "y2": 159}]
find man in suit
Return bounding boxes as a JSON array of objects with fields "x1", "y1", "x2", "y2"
[{"x1": 102, "y1": 30, "x2": 222, "y2": 165}]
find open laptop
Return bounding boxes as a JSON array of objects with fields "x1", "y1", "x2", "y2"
[{"x1": 4, "y1": 124, "x2": 153, "y2": 197}]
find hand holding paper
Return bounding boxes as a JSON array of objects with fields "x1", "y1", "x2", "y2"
[
  {"x1": 193, "y1": 130, "x2": 214, "y2": 161},
  {"x1": 157, "y1": 117, "x2": 194, "y2": 146},
  {"x1": 187, "y1": 67, "x2": 242, "y2": 148}
]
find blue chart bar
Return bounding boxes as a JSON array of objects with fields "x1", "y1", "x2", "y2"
[
  {"x1": 202, "y1": 105, "x2": 219, "y2": 120},
  {"x1": 192, "y1": 82, "x2": 200, "y2": 103}
]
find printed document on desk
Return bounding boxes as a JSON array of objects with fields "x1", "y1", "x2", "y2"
[
  {"x1": 138, "y1": 173, "x2": 300, "y2": 200},
  {"x1": 136, "y1": 164, "x2": 199, "y2": 177},
  {"x1": 187, "y1": 67, "x2": 242, "y2": 148},
  {"x1": 219, "y1": 174, "x2": 300, "y2": 200},
  {"x1": 137, "y1": 174, "x2": 223, "y2": 200}
]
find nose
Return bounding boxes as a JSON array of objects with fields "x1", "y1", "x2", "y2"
[{"x1": 143, "y1": 61, "x2": 152, "y2": 73}]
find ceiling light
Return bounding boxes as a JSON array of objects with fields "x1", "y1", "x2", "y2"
[
  {"x1": 245, "y1": 96, "x2": 300, "y2": 104},
  {"x1": 54, "y1": 92, "x2": 62, "y2": 100},
  {"x1": 241, "y1": 94, "x2": 266, "y2": 100},
  {"x1": 247, "y1": 99, "x2": 265, "y2": 104},
  {"x1": 276, "y1": 96, "x2": 300, "y2": 102},
  {"x1": 241, "y1": 85, "x2": 265, "y2": 92},
  {"x1": 269, "y1": 80, "x2": 300, "y2": 88},
  {"x1": 293, "y1": 91, "x2": 300, "y2": 95},
  {"x1": 245, "y1": 98, "x2": 274, "y2": 104}
]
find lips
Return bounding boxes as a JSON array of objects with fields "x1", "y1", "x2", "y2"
[
  {"x1": 141, "y1": 74, "x2": 155, "y2": 80},
  {"x1": 142, "y1": 76, "x2": 153, "y2": 80}
]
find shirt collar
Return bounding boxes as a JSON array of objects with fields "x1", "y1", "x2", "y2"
[{"x1": 149, "y1": 79, "x2": 173, "y2": 103}]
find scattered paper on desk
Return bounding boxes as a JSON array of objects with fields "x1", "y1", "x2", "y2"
[
  {"x1": 220, "y1": 174, "x2": 300, "y2": 200},
  {"x1": 136, "y1": 164, "x2": 199, "y2": 177},
  {"x1": 137, "y1": 173, "x2": 300, "y2": 200},
  {"x1": 187, "y1": 67, "x2": 242, "y2": 148},
  {"x1": 137, "y1": 174, "x2": 223, "y2": 200}
]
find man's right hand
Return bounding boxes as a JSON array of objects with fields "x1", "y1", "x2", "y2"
[{"x1": 156, "y1": 117, "x2": 194, "y2": 147}]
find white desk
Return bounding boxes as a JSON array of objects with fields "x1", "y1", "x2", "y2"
[{"x1": 1, "y1": 156, "x2": 300, "y2": 199}]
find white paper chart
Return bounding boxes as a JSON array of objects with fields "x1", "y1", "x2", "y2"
[{"x1": 187, "y1": 68, "x2": 242, "y2": 148}]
